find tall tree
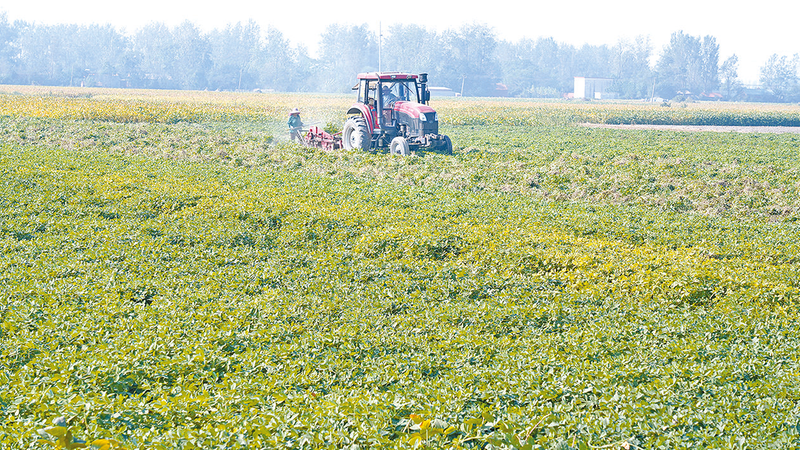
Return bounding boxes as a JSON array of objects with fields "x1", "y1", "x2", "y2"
[
  {"x1": 498, "y1": 37, "x2": 574, "y2": 97},
  {"x1": 290, "y1": 44, "x2": 316, "y2": 92},
  {"x1": 609, "y1": 36, "x2": 653, "y2": 99},
  {"x1": 719, "y1": 54, "x2": 740, "y2": 99},
  {"x1": 73, "y1": 24, "x2": 129, "y2": 87},
  {"x1": 208, "y1": 20, "x2": 262, "y2": 91},
  {"x1": 573, "y1": 43, "x2": 613, "y2": 79},
  {"x1": 317, "y1": 24, "x2": 377, "y2": 93},
  {"x1": 438, "y1": 23, "x2": 499, "y2": 96},
  {"x1": 381, "y1": 24, "x2": 441, "y2": 77},
  {"x1": 759, "y1": 53, "x2": 799, "y2": 101},
  {"x1": 15, "y1": 23, "x2": 84, "y2": 86},
  {"x1": 0, "y1": 12, "x2": 17, "y2": 83},
  {"x1": 497, "y1": 39, "x2": 536, "y2": 97},
  {"x1": 655, "y1": 31, "x2": 718, "y2": 98},
  {"x1": 260, "y1": 26, "x2": 296, "y2": 92},
  {"x1": 655, "y1": 31, "x2": 701, "y2": 98},
  {"x1": 132, "y1": 23, "x2": 176, "y2": 89},
  {"x1": 699, "y1": 35, "x2": 719, "y2": 93},
  {"x1": 528, "y1": 37, "x2": 562, "y2": 95},
  {"x1": 172, "y1": 21, "x2": 211, "y2": 90}
]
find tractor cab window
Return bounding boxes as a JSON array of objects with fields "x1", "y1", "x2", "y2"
[
  {"x1": 359, "y1": 78, "x2": 420, "y2": 109},
  {"x1": 382, "y1": 81, "x2": 419, "y2": 106},
  {"x1": 357, "y1": 80, "x2": 379, "y2": 107}
]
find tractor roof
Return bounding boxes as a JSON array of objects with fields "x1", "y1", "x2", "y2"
[{"x1": 356, "y1": 72, "x2": 418, "y2": 81}]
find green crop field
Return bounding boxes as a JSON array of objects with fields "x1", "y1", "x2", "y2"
[{"x1": 2, "y1": 87, "x2": 800, "y2": 449}]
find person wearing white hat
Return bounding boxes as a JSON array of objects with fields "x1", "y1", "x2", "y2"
[{"x1": 288, "y1": 108, "x2": 303, "y2": 142}]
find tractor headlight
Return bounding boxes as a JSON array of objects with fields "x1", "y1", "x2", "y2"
[{"x1": 419, "y1": 113, "x2": 427, "y2": 122}]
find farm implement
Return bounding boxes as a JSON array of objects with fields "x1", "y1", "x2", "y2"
[
  {"x1": 302, "y1": 125, "x2": 342, "y2": 152},
  {"x1": 300, "y1": 72, "x2": 452, "y2": 156}
]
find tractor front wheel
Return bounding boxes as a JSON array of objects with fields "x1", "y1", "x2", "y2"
[
  {"x1": 389, "y1": 136, "x2": 410, "y2": 156},
  {"x1": 441, "y1": 135, "x2": 453, "y2": 155},
  {"x1": 343, "y1": 117, "x2": 370, "y2": 151}
]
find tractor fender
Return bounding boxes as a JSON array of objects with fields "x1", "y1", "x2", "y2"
[{"x1": 347, "y1": 104, "x2": 377, "y2": 134}]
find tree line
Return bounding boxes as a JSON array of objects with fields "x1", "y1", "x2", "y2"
[{"x1": 1, "y1": 12, "x2": 798, "y2": 101}]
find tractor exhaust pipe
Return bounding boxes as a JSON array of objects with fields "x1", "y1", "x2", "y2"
[{"x1": 419, "y1": 73, "x2": 429, "y2": 105}]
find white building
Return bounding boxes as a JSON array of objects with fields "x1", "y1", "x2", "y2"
[
  {"x1": 428, "y1": 86, "x2": 456, "y2": 97},
  {"x1": 574, "y1": 77, "x2": 615, "y2": 99}
]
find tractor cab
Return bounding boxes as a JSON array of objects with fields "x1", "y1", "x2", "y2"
[
  {"x1": 344, "y1": 72, "x2": 451, "y2": 155},
  {"x1": 356, "y1": 76, "x2": 422, "y2": 108},
  {"x1": 352, "y1": 72, "x2": 427, "y2": 131}
]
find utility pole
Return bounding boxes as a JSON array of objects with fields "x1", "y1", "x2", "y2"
[
  {"x1": 650, "y1": 76, "x2": 656, "y2": 102},
  {"x1": 378, "y1": 22, "x2": 382, "y2": 72}
]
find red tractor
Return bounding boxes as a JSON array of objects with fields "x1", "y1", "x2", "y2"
[{"x1": 342, "y1": 72, "x2": 452, "y2": 155}]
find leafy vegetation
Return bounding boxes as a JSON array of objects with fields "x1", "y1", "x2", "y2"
[
  {"x1": 2, "y1": 91, "x2": 800, "y2": 449},
  {"x1": 6, "y1": 86, "x2": 800, "y2": 127},
  {"x1": 439, "y1": 100, "x2": 800, "y2": 127},
  {"x1": 3, "y1": 89, "x2": 800, "y2": 220}
]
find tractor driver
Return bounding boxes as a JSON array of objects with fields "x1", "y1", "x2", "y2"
[{"x1": 381, "y1": 85, "x2": 399, "y2": 107}]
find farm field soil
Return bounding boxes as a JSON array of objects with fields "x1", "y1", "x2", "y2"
[{"x1": 2, "y1": 89, "x2": 800, "y2": 449}]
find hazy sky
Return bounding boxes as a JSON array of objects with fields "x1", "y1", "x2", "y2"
[{"x1": 3, "y1": 0, "x2": 797, "y2": 84}]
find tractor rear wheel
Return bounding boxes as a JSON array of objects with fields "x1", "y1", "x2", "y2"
[
  {"x1": 389, "y1": 136, "x2": 410, "y2": 156},
  {"x1": 343, "y1": 117, "x2": 370, "y2": 151}
]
